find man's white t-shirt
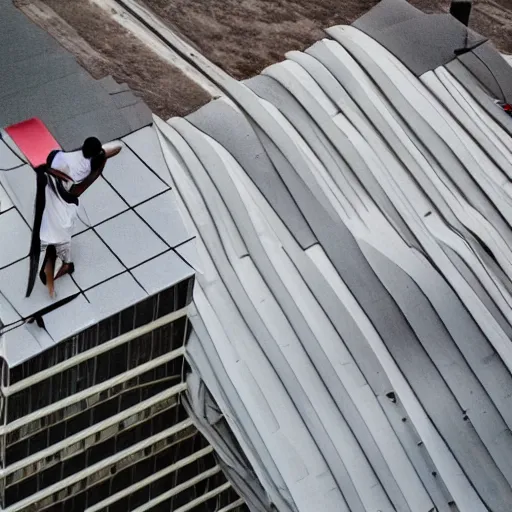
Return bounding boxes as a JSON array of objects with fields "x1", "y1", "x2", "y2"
[
  {"x1": 39, "y1": 150, "x2": 92, "y2": 245},
  {"x1": 51, "y1": 150, "x2": 92, "y2": 191}
]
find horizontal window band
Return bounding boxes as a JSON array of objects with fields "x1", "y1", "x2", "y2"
[
  {"x1": 2, "y1": 382, "x2": 187, "y2": 481},
  {"x1": 218, "y1": 498, "x2": 246, "y2": 512},
  {"x1": 171, "y1": 482, "x2": 233, "y2": 512},
  {"x1": 4, "y1": 306, "x2": 189, "y2": 396},
  {"x1": 129, "y1": 466, "x2": 223, "y2": 512},
  {"x1": 1, "y1": 346, "x2": 185, "y2": 435},
  {"x1": 85, "y1": 446, "x2": 216, "y2": 512},
  {"x1": 4, "y1": 419, "x2": 195, "y2": 512},
  {"x1": 6, "y1": 372, "x2": 183, "y2": 449}
]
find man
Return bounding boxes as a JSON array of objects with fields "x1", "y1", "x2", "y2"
[{"x1": 29, "y1": 137, "x2": 122, "y2": 298}]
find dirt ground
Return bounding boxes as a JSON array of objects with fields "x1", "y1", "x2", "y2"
[
  {"x1": 17, "y1": 0, "x2": 210, "y2": 119},
  {"x1": 18, "y1": 0, "x2": 512, "y2": 118},
  {"x1": 471, "y1": 0, "x2": 512, "y2": 54},
  {"x1": 145, "y1": 0, "x2": 512, "y2": 79}
]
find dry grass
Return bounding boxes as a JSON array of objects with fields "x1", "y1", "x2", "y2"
[
  {"x1": 145, "y1": 0, "x2": 378, "y2": 78},
  {"x1": 145, "y1": 0, "x2": 512, "y2": 80},
  {"x1": 37, "y1": 0, "x2": 210, "y2": 118},
  {"x1": 472, "y1": 0, "x2": 512, "y2": 54},
  {"x1": 26, "y1": 0, "x2": 512, "y2": 119}
]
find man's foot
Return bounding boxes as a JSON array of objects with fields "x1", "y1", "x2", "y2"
[
  {"x1": 54, "y1": 262, "x2": 74, "y2": 280},
  {"x1": 47, "y1": 282, "x2": 56, "y2": 299}
]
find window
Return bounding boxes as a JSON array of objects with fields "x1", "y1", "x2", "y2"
[
  {"x1": 6, "y1": 357, "x2": 185, "y2": 463},
  {"x1": 7, "y1": 318, "x2": 186, "y2": 423},
  {"x1": 8, "y1": 277, "x2": 193, "y2": 385}
]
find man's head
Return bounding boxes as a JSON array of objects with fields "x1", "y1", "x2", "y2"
[{"x1": 82, "y1": 137, "x2": 102, "y2": 159}]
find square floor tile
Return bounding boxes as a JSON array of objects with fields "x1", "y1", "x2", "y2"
[
  {"x1": 85, "y1": 272, "x2": 146, "y2": 319},
  {"x1": 95, "y1": 210, "x2": 168, "y2": 269},
  {"x1": 175, "y1": 238, "x2": 202, "y2": 274},
  {"x1": 122, "y1": 126, "x2": 173, "y2": 186},
  {"x1": 0, "y1": 291, "x2": 21, "y2": 326},
  {"x1": 79, "y1": 176, "x2": 127, "y2": 227},
  {"x1": 2, "y1": 325, "x2": 43, "y2": 367},
  {"x1": 132, "y1": 250, "x2": 194, "y2": 295},
  {"x1": 0, "y1": 139, "x2": 23, "y2": 169},
  {"x1": 0, "y1": 257, "x2": 79, "y2": 318},
  {"x1": 0, "y1": 209, "x2": 30, "y2": 268},
  {"x1": 135, "y1": 190, "x2": 190, "y2": 248},
  {"x1": 70, "y1": 230, "x2": 124, "y2": 290},
  {"x1": 44, "y1": 294, "x2": 97, "y2": 343},
  {"x1": 71, "y1": 213, "x2": 89, "y2": 236},
  {"x1": 102, "y1": 143, "x2": 168, "y2": 206},
  {"x1": 0, "y1": 164, "x2": 35, "y2": 224},
  {"x1": 0, "y1": 185, "x2": 14, "y2": 213},
  {"x1": 25, "y1": 320, "x2": 54, "y2": 349},
  {"x1": 0, "y1": 130, "x2": 27, "y2": 163}
]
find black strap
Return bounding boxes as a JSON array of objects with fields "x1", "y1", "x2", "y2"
[
  {"x1": 46, "y1": 149, "x2": 60, "y2": 167},
  {"x1": 26, "y1": 152, "x2": 78, "y2": 297},
  {"x1": 26, "y1": 167, "x2": 47, "y2": 297},
  {"x1": 46, "y1": 150, "x2": 79, "y2": 206},
  {"x1": 49, "y1": 175, "x2": 79, "y2": 206},
  {"x1": 27, "y1": 292, "x2": 81, "y2": 328}
]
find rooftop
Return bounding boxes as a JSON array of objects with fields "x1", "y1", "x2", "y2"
[
  {"x1": 153, "y1": 0, "x2": 512, "y2": 510},
  {"x1": 0, "y1": 0, "x2": 197, "y2": 367}
]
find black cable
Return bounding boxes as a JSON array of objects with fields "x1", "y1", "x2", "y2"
[
  {"x1": 0, "y1": 132, "x2": 28, "y2": 167},
  {"x1": 0, "y1": 163, "x2": 26, "y2": 172},
  {"x1": 454, "y1": 37, "x2": 508, "y2": 102}
]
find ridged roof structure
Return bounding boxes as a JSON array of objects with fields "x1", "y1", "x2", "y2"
[{"x1": 153, "y1": 1, "x2": 512, "y2": 510}]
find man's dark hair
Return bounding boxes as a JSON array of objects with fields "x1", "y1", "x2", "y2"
[{"x1": 82, "y1": 137, "x2": 102, "y2": 159}]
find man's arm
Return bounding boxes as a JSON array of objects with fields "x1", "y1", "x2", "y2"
[
  {"x1": 69, "y1": 144, "x2": 122, "y2": 197},
  {"x1": 69, "y1": 152, "x2": 107, "y2": 197},
  {"x1": 104, "y1": 145, "x2": 122, "y2": 158},
  {"x1": 46, "y1": 167, "x2": 72, "y2": 182}
]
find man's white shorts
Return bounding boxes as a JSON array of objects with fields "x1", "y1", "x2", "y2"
[{"x1": 40, "y1": 241, "x2": 72, "y2": 264}]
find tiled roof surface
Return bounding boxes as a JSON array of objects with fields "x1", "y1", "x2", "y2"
[
  {"x1": 0, "y1": 2, "x2": 195, "y2": 366},
  {"x1": 0, "y1": 125, "x2": 195, "y2": 366}
]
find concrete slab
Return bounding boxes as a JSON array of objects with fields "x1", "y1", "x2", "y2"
[
  {"x1": 122, "y1": 125, "x2": 172, "y2": 186},
  {"x1": 85, "y1": 272, "x2": 146, "y2": 319},
  {"x1": 135, "y1": 190, "x2": 189, "y2": 248},
  {"x1": 0, "y1": 209, "x2": 30, "y2": 269},
  {"x1": 70, "y1": 230, "x2": 125, "y2": 290},
  {"x1": 0, "y1": 257, "x2": 79, "y2": 319},
  {"x1": 102, "y1": 144, "x2": 168, "y2": 206},
  {"x1": 132, "y1": 249, "x2": 194, "y2": 295},
  {"x1": 0, "y1": 139, "x2": 24, "y2": 170},
  {"x1": 175, "y1": 238, "x2": 202, "y2": 273},
  {"x1": 43, "y1": 294, "x2": 97, "y2": 343},
  {"x1": 78, "y1": 177, "x2": 128, "y2": 227},
  {"x1": 95, "y1": 210, "x2": 168, "y2": 269}
]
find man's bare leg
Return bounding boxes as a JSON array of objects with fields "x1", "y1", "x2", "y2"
[
  {"x1": 54, "y1": 262, "x2": 74, "y2": 280},
  {"x1": 42, "y1": 246, "x2": 57, "y2": 298}
]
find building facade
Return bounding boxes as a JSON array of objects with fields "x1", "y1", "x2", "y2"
[{"x1": 0, "y1": 276, "x2": 244, "y2": 511}]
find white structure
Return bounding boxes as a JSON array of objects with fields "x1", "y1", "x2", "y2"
[{"x1": 154, "y1": 1, "x2": 512, "y2": 511}]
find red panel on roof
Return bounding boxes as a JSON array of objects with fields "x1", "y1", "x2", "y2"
[{"x1": 5, "y1": 118, "x2": 61, "y2": 168}]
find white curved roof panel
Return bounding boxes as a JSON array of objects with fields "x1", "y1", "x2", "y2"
[{"x1": 155, "y1": 3, "x2": 512, "y2": 510}]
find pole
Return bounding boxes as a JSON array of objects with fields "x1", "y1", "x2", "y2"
[{"x1": 450, "y1": 0, "x2": 473, "y2": 27}]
